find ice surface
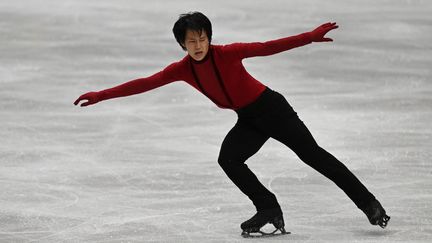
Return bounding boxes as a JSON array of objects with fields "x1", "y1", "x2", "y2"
[{"x1": 1, "y1": 0, "x2": 431, "y2": 242}]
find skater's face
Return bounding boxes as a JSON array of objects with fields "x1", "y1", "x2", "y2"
[{"x1": 184, "y1": 29, "x2": 209, "y2": 61}]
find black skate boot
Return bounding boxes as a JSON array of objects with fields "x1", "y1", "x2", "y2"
[
  {"x1": 361, "y1": 199, "x2": 390, "y2": 229},
  {"x1": 240, "y1": 208, "x2": 289, "y2": 238}
]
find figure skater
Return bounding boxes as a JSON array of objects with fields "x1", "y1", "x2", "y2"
[{"x1": 74, "y1": 12, "x2": 390, "y2": 237}]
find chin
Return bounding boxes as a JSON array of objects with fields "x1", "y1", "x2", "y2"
[
  {"x1": 191, "y1": 54, "x2": 203, "y2": 61},
  {"x1": 194, "y1": 56, "x2": 204, "y2": 61}
]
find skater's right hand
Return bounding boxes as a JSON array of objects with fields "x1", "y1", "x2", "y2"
[{"x1": 74, "y1": 91, "x2": 101, "y2": 107}]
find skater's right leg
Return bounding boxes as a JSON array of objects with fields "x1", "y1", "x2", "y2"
[{"x1": 218, "y1": 119, "x2": 280, "y2": 211}]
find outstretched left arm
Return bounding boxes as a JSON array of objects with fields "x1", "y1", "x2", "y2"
[{"x1": 232, "y1": 22, "x2": 339, "y2": 59}]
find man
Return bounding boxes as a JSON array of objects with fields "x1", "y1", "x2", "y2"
[{"x1": 74, "y1": 12, "x2": 390, "y2": 237}]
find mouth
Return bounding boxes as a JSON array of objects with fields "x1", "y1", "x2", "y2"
[{"x1": 195, "y1": 51, "x2": 203, "y2": 56}]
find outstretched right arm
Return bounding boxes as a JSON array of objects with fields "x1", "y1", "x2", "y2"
[{"x1": 74, "y1": 63, "x2": 180, "y2": 107}]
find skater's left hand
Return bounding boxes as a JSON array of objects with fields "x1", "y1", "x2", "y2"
[{"x1": 309, "y1": 22, "x2": 339, "y2": 42}]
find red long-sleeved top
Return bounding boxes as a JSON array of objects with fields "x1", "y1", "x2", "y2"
[{"x1": 99, "y1": 32, "x2": 312, "y2": 110}]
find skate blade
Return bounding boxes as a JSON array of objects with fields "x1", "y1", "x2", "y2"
[
  {"x1": 378, "y1": 215, "x2": 391, "y2": 229},
  {"x1": 241, "y1": 227, "x2": 290, "y2": 238}
]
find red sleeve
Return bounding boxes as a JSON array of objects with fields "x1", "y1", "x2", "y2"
[
  {"x1": 98, "y1": 62, "x2": 181, "y2": 101},
  {"x1": 229, "y1": 32, "x2": 312, "y2": 59}
]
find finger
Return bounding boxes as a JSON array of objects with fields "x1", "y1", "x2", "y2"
[
  {"x1": 324, "y1": 22, "x2": 337, "y2": 28},
  {"x1": 77, "y1": 98, "x2": 91, "y2": 106},
  {"x1": 324, "y1": 25, "x2": 338, "y2": 33},
  {"x1": 322, "y1": 22, "x2": 332, "y2": 27},
  {"x1": 74, "y1": 93, "x2": 88, "y2": 105},
  {"x1": 81, "y1": 101, "x2": 90, "y2": 107},
  {"x1": 74, "y1": 98, "x2": 82, "y2": 105}
]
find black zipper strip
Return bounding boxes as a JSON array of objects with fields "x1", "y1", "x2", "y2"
[
  {"x1": 189, "y1": 57, "x2": 226, "y2": 108},
  {"x1": 189, "y1": 49, "x2": 234, "y2": 108},
  {"x1": 210, "y1": 53, "x2": 234, "y2": 107}
]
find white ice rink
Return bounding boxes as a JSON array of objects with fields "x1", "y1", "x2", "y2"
[{"x1": 1, "y1": 0, "x2": 431, "y2": 242}]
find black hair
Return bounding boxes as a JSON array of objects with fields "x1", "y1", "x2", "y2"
[{"x1": 172, "y1": 12, "x2": 212, "y2": 51}]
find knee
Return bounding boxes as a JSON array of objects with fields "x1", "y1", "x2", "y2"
[
  {"x1": 217, "y1": 152, "x2": 244, "y2": 169},
  {"x1": 217, "y1": 154, "x2": 226, "y2": 167},
  {"x1": 217, "y1": 154, "x2": 232, "y2": 169}
]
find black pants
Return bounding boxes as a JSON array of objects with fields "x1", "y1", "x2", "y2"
[{"x1": 218, "y1": 87, "x2": 375, "y2": 211}]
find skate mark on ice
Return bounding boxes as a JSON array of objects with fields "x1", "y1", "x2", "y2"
[
  {"x1": 26, "y1": 210, "x2": 192, "y2": 243},
  {"x1": 27, "y1": 210, "x2": 109, "y2": 243},
  {"x1": 10, "y1": 116, "x2": 206, "y2": 242},
  {"x1": 14, "y1": 120, "x2": 146, "y2": 194}
]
